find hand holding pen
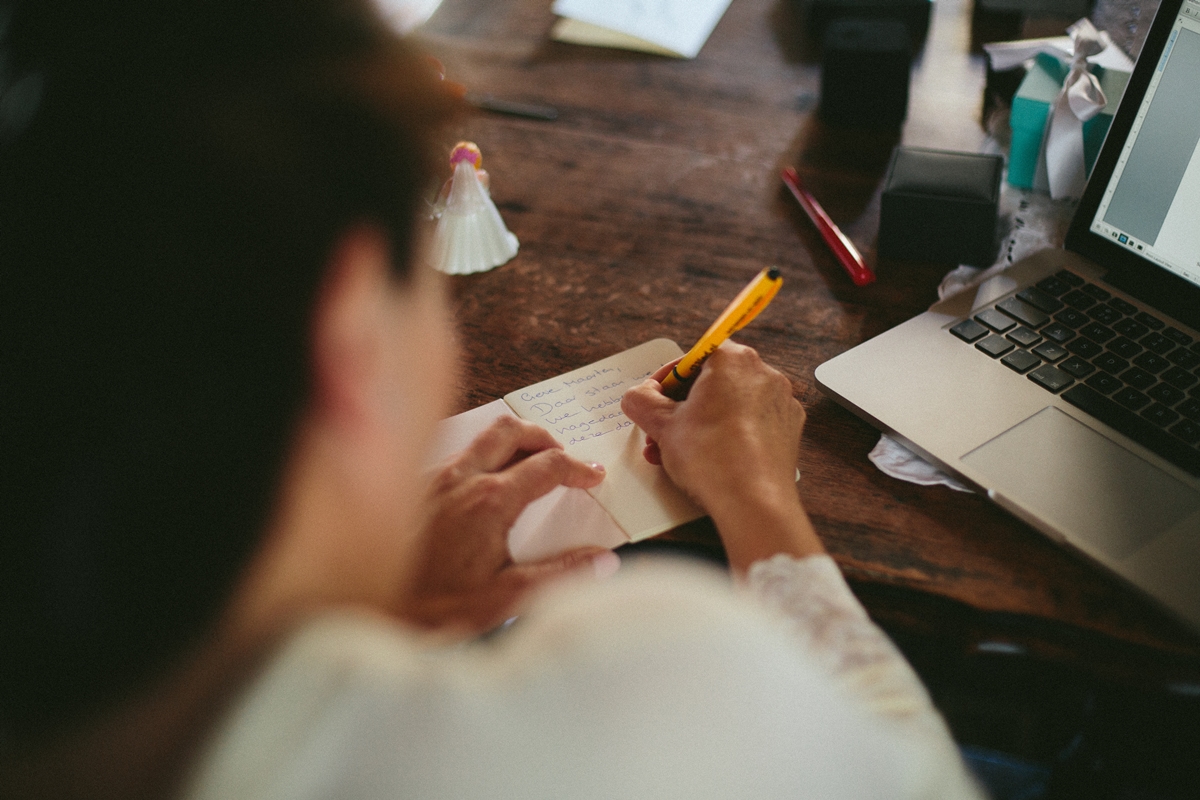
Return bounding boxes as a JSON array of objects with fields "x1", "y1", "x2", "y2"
[{"x1": 659, "y1": 267, "x2": 784, "y2": 398}]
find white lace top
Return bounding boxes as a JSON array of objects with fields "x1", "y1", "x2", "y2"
[{"x1": 181, "y1": 555, "x2": 984, "y2": 800}]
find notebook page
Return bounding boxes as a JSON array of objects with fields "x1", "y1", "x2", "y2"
[{"x1": 503, "y1": 338, "x2": 703, "y2": 540}]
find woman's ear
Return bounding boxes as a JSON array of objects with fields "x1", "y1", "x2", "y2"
[{"x1": 309, "y1": 226, "x2": 395, "y2": 427}]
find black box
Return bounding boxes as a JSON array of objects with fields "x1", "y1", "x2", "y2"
[
  {"x1": 879, "y1": 147, "x2": 1003, "y2": 266},
  {"x1": 820, "y1": 18, "x2": 911, "y2": 128},
  {"x1": 792, "y1": 0, "x2": 932, "y2": 45}
]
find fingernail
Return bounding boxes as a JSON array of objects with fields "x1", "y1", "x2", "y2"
[
  {"x1": 592, "y1": 550, "x2": 620, "y2": 579},
  {"x1": 590, "y1": 462, "x2": 606, "y2": 474}
]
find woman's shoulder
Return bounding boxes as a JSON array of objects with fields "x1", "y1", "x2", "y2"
[{"x1": 181, "y1": 558, "x2": 933, "y2": 800}]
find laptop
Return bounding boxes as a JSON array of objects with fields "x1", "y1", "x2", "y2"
[{"x1": 814, "y1": 0, "x2": 1200, "y2": 632}]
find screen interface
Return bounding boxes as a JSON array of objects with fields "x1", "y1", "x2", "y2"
[{"x1": 1090, "y1": 0, "x2": 1200, "y2": 286}]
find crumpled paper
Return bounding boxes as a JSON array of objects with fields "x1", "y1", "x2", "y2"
[{"x1": 868, "y1": 435, "x2": 973, "y2": 492}]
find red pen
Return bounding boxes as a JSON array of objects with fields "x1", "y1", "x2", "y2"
[{"x1": 781, "y1": 167, "x2": 875, "y2": 287}]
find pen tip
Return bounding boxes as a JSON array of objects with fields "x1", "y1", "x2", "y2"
[{"x1": 767, "y1": 267, "x2": 781, "y2": 280}]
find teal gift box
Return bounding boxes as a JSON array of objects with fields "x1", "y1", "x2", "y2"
[{"x1": 1008, "y1": 53, "x2": 1129, "y2": 190}]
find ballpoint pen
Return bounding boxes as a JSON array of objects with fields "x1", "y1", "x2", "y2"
[{"x1": 782, "y1": 167, "x2": 876, "y2": 287}]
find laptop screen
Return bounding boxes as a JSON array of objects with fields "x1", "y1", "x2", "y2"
[{"x1": 1087, "y1": 0, "x2": 1200, "y2": 287}]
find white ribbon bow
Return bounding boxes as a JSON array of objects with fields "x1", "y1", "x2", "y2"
[{"x1": 1035, "y1": 19, "x2": 1110, "y2": 200}]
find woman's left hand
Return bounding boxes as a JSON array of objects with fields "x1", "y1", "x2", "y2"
[{"x1": 396, "y1": 415, "x2": 612, "y2": 635}]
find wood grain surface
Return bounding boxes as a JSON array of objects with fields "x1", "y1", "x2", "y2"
[{"x1": 414, "y1": 0, "x2": 1200, "y2": 686}]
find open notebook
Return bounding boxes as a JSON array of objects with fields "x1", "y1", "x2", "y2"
[{"x1": 428, "y1": 339, "x2": 703, "y2": 562}]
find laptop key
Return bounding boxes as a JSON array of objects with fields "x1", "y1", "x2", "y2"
[
  {"x1": 1163, "y1": 327, "x2": 1193, "y2": 347},
  {"x1": 1136, "y1": 312, "x2": 1165, "y2": 330},
  {"x1": 1079, "y1": 322, "x2": 1116, "y2": 343},
  {"x1": 1120, "y1": 366, "x2": 1156, "y2": 390},
  {"x1": 1080, "y1": 284, "x2": 1111, "y2": 301},
  {"x1": 1113, "y1": 386, "x2": 1151, "y2": 410},
  {"x1": 1092, "y1": 352, "x2": 1129, "y2": 374},
  {"x1": 1007, "y1": 326, "x2": 1041, "y2": 347},
  {"x1": 1113, "y1": 318, "x2": 1150, "y2": 338},
  {"x1": 1169, "y1": 418, "x2": 1200, "y2": 446},
  {"x1": 1061, "y1": 385, "x2": 1200, "y2": 477},
  {"x1": 1028, "y1": 365, "x2": 1074, "y2": 393},
  {"x1": 1016, "y1": 287, "x2": 1063, "y2": 313},
  {"x1": 1133, "y1": 352, "x2": 1170, "y2": 373},
  {"x1": 1040, "y1": 322, "x2": 1074, "y2": 343},
  {"x1": 1085, "y1": 372, "x2": 1122, "y2": 394},
  {"x1": 1180, "y1": 397, "x2": 1200, "y2": 421},
  {"x1": 1032, "y1": 341, "x2": 1067, "y2": 362},
  {"x1": 1059, "y1": 355, "x2": 1095, "y2": 378},
  {"x1": 1142, "y1": 403, "x2": 1180, "y2": 427},
  {"x1": 975, "y1": 308, "x2": 1016, "y2": 333},
  {"x1": 997, "y1": 297, "x2": 1049, "y2": 328},
  {"x1": 1035, "y1": 275, "x2": 1073, "y2": 296},
  {"x1": 951, "y1": 318, "x2": 988, "y2": 343},
  {"x1": 1140, "y1": 332, "x2": 1175, "y2": 355},
  {"x1": 1055, "y1": 270, "x2": 1084, "y2": 287},
  {"x1": 1089, "y1": 305, "x2": 1122, "y2": 325},
  {"x1": 1148, "y1": 383, "x2": 1185, "y2": 406},
  {"x1": 1054, "y1": 308, "x2": 1089, "y2": 328},
  {"x1": 1002, "y1": 349, "x2": 1040, "y2": 373},
  {"x1": 1162, "y1": 366, "x2": 1198, "y2": 389},
  {"x1": 1107, "y1": 297, "x2": 1137, "y2": 316},
  {"x1": 1168, "y1": 348, "x2": 1200, "y2": 369},
  {"x1": 1061, "y1": 290, "x2": 1097, "y2": 310},
  {"x1": 1108, "y1": 337, "x2": 1143, "y2": 358},
  {"x1": 1066, "y1": 338, "x2": 1103, "y2": 359},
  {"x1": 976, "y1": 334, "x2": 1015, "y2": 357}
]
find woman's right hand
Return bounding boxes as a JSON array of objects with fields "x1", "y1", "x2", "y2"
[{"x1": 620, "y1": 342, "x2": 824, "y2": 572}]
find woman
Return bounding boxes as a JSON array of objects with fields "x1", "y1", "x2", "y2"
[{"x1": 0, "y1": 2, "x2": 982, "y2": 798}]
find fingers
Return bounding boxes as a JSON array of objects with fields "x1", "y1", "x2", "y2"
[
  {"x1": 498, "y1": 549, "x2": 621, "y2": 615},
  {"x1": 481, "y1": 446, "x2": 605, "y2": 523},
  {"x1": 648, "y1": 357, "x2": 682, "y2": 384},
  {"x1": 621, "y1": 379, "x2": 676, "y2": 441},
  {"x1": 460, "y1": 415, "x2": 563, "y2": 473},
  {"x1": 510, "y1": 546, "x2": 618, "y2": 586}
]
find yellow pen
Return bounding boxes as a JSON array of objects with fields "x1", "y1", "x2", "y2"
[{"x1": 660, "y1": 267, "x2": 783, "y2": 397}]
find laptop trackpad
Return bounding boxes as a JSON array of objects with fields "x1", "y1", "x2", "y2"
[{"x1": 961, "y1": 407, "x2": 1200, "y2": 559}]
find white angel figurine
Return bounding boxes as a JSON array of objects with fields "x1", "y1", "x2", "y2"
[{"x1": 429, "y1": 141, "x2": 519, "y2": 275}]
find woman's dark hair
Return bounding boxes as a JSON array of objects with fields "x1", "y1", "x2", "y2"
[{"x1": 0, "y1": 0, "x2": 455, "y2": 741}]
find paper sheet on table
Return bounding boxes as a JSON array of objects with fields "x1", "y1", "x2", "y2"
[
  {"x1": 429, "y1": 400, "x2": 629, "y2": 563},
  {"x1": 371, "y1": 0, "x2": 444, "y2": 33},
  {"x1": 550, "y1": 0, "x2": 733, "y2": 59},
  {"x1": 504, "y1": 338, "x2": 703, "y2": 539}
]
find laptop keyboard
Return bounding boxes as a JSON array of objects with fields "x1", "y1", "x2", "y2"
[{"x1": 949, "y1": 269, "x2": 1200, "y2": 476}]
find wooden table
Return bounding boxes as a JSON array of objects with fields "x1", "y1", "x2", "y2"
[{"x1": 416, "y1": 0, "x2": 1200, "y2": 713}]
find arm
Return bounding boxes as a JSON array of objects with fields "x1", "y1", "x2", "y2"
[
  {"x1": 622, "y1": 345, "x2": 982, "y2": 795},
  {"x1": 619, "y1": 343, "x2": 921, "y2": 699}
]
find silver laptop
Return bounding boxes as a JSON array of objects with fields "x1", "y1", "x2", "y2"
[{"x1": 815, "y1": 0, "x2": 1200, "y2": 631}]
